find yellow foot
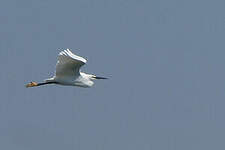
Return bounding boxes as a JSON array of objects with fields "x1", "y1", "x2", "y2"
[{"x1": 26, "y1": 82, "x2": 38, "y2": 88}]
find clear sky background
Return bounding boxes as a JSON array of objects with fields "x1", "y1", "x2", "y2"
[{"x1": 0, "y1": 0, "x2": 225, "y2": 149}]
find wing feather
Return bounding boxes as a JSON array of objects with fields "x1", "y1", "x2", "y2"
[{"x1": 55, "y1": 49, "x2": 87, "y2": 77}]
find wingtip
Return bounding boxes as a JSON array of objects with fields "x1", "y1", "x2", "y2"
[
  {"x1": 66, "y1": 48, "x2": 72, "y2": 54},
  {"x1": 58, "y1": 48, "x2": 87, "y2": 64}
]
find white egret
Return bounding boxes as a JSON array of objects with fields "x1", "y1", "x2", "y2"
[{"x1": 26, "y1": 49, "x2": 107, "y2": 88}]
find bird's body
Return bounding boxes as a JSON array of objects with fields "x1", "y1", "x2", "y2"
[
  {"x1": 26, "y1": 49, "x2": 107, "y2": 88},
  {"x1": 46, "y1": 72, "x2": 94, "y2": 87}
]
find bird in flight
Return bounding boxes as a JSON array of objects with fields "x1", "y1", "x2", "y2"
[{"x1": 26, "y1": 49, "x2": 107, "y2": 88}]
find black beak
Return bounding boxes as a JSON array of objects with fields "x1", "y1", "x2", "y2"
[{"x1": 94, "y1": 76, "x2": 108, "y2": 79}]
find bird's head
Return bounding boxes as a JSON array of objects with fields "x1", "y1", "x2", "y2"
[
  {"x1": 26, "y1": 82, "x2": 38, "y2": 88},
  {"x1": 90, "y1": 75, "x2": 108, "y2": 80},
  {"x1": 81, "y1": 72, "x2": 108, "y2": 80}
]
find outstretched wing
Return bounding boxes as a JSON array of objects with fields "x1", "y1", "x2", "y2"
[{"x1": 55, "y1": 49, "x2": 87, "y2": 78}]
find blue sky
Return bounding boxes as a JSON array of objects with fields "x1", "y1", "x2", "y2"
[{"x1": 1, "y1": 0, "x2": 225, "y2": 149}]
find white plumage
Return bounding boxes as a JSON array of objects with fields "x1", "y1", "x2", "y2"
[{"x1": 26, "y1": 49, "x2": 107, "y2": 88}]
